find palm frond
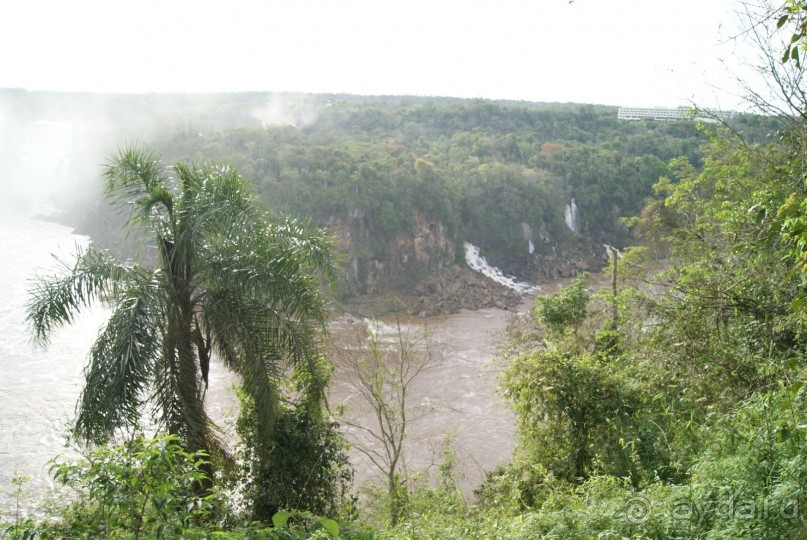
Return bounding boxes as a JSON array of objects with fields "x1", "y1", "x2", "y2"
[
  {"x1": 201, "y1": 221, "x2": 334, "y2": 326},
  {"x1": 151, "y1": 307, "x2": 223, "y2": 461},
  {"x1": 141, "y1": 187, "x2": 174, "y2": 219},
  {"x1": 27, "y1": 248, "x2": 146, "y2": 345},
  {"x1": 203, "y1": 291, "x2": 297, "y2": 452},
  {"x1": 151, "y1": 334, "x2": 185, "y2": 437},
  {"x1": 268, "y1": 217, "x2": 341, "y2": 284},
  {"x1": 198, "y1": 215, "x2": 335, "y2": 441},
  {"x1": 74, "y1": 278, "x2": 163, "y2": 443},
  {"x1": 103, "y1": 145, "x2": 172, "y2": 227},
  {"x1": 30, "y1": 145, "x2": 340, "y2": 470}
]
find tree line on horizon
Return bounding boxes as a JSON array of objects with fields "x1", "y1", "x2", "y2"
[{"x1": 60, "y1": 93, "x2": 782, "y2": 290}]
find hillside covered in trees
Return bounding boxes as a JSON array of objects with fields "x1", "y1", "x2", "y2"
[
  {"x1": 154, "y1": 97, "x2": 786, "y2": 297},
  {"x1": 4, "y1": 2, "x2": 807, "y2": 534},
  {"x1": 2, "y1": 89, "x2": 781, "y2": 302},
  {"x1": 156, "y1": 98, "x2": 715, "y2": 292}
]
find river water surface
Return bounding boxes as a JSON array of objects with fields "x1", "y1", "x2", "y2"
[
  {"x1": 0, "y1": 217, "x2": 529, "y2": 514},
  {"x1": 0, "y1": 218, "x2": 110, "y2": 513}
]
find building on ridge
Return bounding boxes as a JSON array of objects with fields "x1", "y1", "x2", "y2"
[{"x1": 617, "y1": 106, "x2": 735, "y2": 122}]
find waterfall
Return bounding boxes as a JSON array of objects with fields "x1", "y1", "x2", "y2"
[
  {"x1": 521, "y1": 222, "x2": 535, "y2": 254},
  {"x1": 538, "y1": 221, "x2": 550, "y2": 243},
  {"x1": 464, "y1": 242, "x2": 540, "y2": 294},
  {"x1": 564, "y1": 198, "x2": 580, "y2": 235}
]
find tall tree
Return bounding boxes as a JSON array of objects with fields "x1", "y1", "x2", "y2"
[{"x1": 28, "y1": 146, "x2": 338, "y2": 467}]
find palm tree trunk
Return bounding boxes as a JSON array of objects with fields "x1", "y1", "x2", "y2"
[
  {"x1": 176, "y1": 287, "x2": 215, "y2": 487},
  {"x1": 164, "y1": 238, "x2": 213, "y2": 490}
]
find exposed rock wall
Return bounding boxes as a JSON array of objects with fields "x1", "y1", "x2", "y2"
[
  {"x1": 328, "y1": 209, "x2": 455, "y2": 295},
  {"x1": 327, "y1": 211, "x2": 606, "y2": 312},
  {"x1": 497, "y1": 239, "x2": 607, "y2": 285}
]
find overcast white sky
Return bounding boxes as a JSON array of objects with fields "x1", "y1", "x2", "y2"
[{"x1": 1, "y1": 0, "x2": 762, "y2": 109}]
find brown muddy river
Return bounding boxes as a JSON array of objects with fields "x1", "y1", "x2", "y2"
[
  {"x1": 326, "y1": 306, "x2": 522, "y2": 497},
  {"x1": 0, "y1": 217, "x2": 566, "y2": 514},
  {"x1": 206, "y1": 303, "x2": 527, "y2": 500}
]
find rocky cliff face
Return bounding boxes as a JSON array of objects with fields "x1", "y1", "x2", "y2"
[
  {"x1": 327, "y1": 212, "x2": 606, "y2": 315},
  {"x1": 502, "y1": 239, "x2": 607, "y2": 283},
  {"x1": 328, "y1": 209, "x2": 456, "y2": 296},
  {"x1": 494, "y1": 220, "x2": 607, "y2": 283}
]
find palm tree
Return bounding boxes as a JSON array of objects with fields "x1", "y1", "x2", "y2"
[{"x1": 27, "y1": 146, "x2": 338, "y2": 466}]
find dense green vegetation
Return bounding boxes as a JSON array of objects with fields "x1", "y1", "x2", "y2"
[
  {"x1": 37, "y1": 89, "x2": 780, "y2": 287},
  {"x1": 10, "y1": 80, "x2": 777, "y2": 295},
  {"x1": 154, "y1": 99, "x2": 738, "y2": 272},
  {"x1": 10, "y1": 114, "x2": 807, "y2": 538},
  {"x1": 5, "y1": 4, "x2": 807, "y2": 538}
]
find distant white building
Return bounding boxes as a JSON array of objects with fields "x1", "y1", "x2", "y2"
[{"x1": 618, "y1": 106, "x2": 735, "y2": 123}]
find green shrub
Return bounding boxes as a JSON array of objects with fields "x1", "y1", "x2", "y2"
[
  {"x1": 533, "y1": 273, "x2": 590, "y2": 336},
  {"x1": 45, "y1": 433, "x2": 221, "y2": 539},
  {"x1": 236, "y1": 395, "x2": 355, "y2": 524}
]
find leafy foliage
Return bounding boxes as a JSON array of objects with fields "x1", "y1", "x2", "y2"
[
  {"x1": 144, "y1": 99, "x2": 753, "y2": 279},
  {"x1": 532, "y1": 273, "x2": 590, "y2": 335},
  {"x1": 471, "y1": 108, "x2": 807, "y2": 538},
  {"x1": 46, "y1": 434, "x2": 219, "y2": 539},
  {"x1": 10, "y1": 7, "x2": 807, "y2": 535},
  {"x1": 777, "y1": 0, "x2": 807, "y2": 67},
  {"x1": 1, "y1": 434, "x2": 373, "y2": 540},
  {"x1": 236, "y1": 392, "x2": 355, "y2": 524}
]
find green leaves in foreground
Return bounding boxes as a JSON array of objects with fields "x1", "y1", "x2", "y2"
[
  {"x1": 7, "y1": 434, "x2": 353, "y2": 540},
  {"x1": 47, "y1": 434, "x2": 218, "y2": 539},
  {"x1": 273, "y1": 510, "x2": 340, "y2": 538}
]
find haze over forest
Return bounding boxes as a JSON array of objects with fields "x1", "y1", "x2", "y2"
[{"x1": 1, "y1": 89, "x2": 780, "y2": 307}]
